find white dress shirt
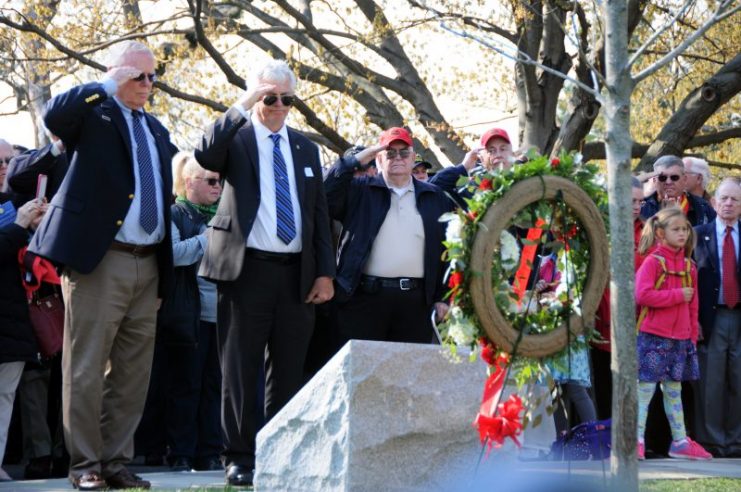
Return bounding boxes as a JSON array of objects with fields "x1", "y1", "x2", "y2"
[{"x1": 246, "y1": 112, "x2": 303, "y2": 253}]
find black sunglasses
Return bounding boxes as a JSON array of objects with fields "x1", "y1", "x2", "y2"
[
  {"x1": 196, "y1": 177, "x2": 222, "y2": 187},
  {"x1": 385, "y1": 148, "x2": 412, "y2": 159},
  {"x1": 263, "y1": 95, "x2": 295, "y2": 106},
  {"x1": 132, "y1": 72, "x2": 157, "y2": 83},
  {"x1": 657, "y1": 174, "x2": 682, "y2": 182}
]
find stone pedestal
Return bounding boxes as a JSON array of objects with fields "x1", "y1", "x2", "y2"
[{"x1": 255, "y1": 340, "x2": 489, "y2": 491}]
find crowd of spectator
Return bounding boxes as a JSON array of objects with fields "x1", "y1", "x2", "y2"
[{"x1": 0, "y1": 40, "x2": 739, "y2": 490}]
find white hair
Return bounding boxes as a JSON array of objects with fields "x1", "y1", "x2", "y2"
[
  {"x1": 106, "y1": 41, "x2": 153, "y2": 68},
  {"x1": 715, "y1": 177, "x2": 741, "y2": 199},
  {"x1": 248, "y1": 59, "x2": 297, "y2": 91},
  {"x1": 683, "y1": 157, "x2": 711, "y2": 185}
]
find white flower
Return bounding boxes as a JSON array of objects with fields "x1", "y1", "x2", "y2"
[
  {"x1": 499, "y1": 230, "x2": 520, "y2": 273},
  {"x1": 445, "y1": 307, "x2": 477, "y2": 347},
  {"x1": 445, "y1": 214, "x2": 463, "y2": 243}
]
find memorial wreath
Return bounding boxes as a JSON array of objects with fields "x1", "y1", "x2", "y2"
[{"x1": 437, "y1": 151, "x2": 609, "y2": 452}]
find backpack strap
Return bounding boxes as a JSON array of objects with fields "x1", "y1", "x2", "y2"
[{"x1": 636, "y1": 255, "x2": 668, "y2": 334}]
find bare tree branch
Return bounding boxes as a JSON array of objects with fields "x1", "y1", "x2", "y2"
[
  {"x1": 632, "y1": 0, "x2": 741, "y2": 83},
  {"x1": 627, "y1": 0, "x2": 696, "y2": 68}
]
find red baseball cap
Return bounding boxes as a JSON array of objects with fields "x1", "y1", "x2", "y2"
[
  {"x1": 379, "y1": 127, "x2": 413, "y2": 147},
  {"x1": 480, "y1": 128, "x2": 511, "y2": 147}
]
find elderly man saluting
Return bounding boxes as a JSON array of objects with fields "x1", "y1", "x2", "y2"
[
  {"x1": 29, "y1": 41, "x2": 177, "y2": 490},
  {"x1": 195, "y1": 59, "x2": 335, "y2": 487},
  {"x1": 325, "y1": 127, "x2": 454, "y2": 349}
]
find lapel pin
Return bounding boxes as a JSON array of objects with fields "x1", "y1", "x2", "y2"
[
  {"x1": 704, "y1": 236, "x2": 710, "y2": 241},
  {"x1": 296, "y1": 144, "x2": 301, "y2": 150}
]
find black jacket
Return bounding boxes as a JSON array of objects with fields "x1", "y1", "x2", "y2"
[
  {"x1": 0, "y1": 206, "x2": 38, "y2": 364},
  {"x1": 640, "y1": 191, "x2": 716, "y2": 226},
  {"x1": 324, "y1": 155, "x2": 455, "y2": 305},
  {"x1": 6, "y1": 142, "x2": 70, "y2": 202}
]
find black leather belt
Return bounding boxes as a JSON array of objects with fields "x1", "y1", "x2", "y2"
[
  {"x1": 362, "y1": 275, "x2": 422, "y2": 291},
  {"x1": 246, "y1": 248, "x2": 300, "y2": 264},
  {"x1": 110, "y1": 241, "x2": 158, "y2": 257}
]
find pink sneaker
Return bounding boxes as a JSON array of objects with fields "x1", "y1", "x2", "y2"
[
  {"x1": 668, "y1": 438, "x2": 712, "y2": 460},
  {"x1": 637, "y1": 442, "x2": 645, "y2": 460}
]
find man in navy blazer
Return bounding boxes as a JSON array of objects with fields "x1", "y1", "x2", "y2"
[
  {"x1": 693, "y1": 177, "x2": 741, "y2": 457},
  {"x1": 29, "y1": 41, "x2": 177, "y2": 491},
  {"x1": 195, "y1": 59, "x2": 334, "y2": 487}
]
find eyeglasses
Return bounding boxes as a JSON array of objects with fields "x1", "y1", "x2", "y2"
[
  {"x1": 263, "y1": 95, "x2": 295, "y2": 106},
  {"x1": 385, "y1": 148, "x2": 412, "y2": 160},
  {"x1": 657, "y1": 174, "x2": 682, "y2": 182},
  {"x1": 132, "y1": 72, "x2": 157, "y2": 83},
  {"x1": 195, "y1": 177, "x2": 222, "y2": 187}
]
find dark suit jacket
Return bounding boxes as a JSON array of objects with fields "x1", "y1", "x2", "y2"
[
  {"x1": 195, "y1": 107, "x2": 334, "y2": 299},
  {"x1": 694, "y1": 220, "x2": 741, "y2": 342},
  {"x1": 28, "y1": 82, "x2": 177, "y2": 297}
]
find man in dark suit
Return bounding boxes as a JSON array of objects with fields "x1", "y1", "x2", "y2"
[
  {"x1": 4, "y1": 134, "x2": 69, "y2": 202},
  {"x1": 693, "y1": 177, "x2": 741, "y2": 457},
  {"x1": 28, "y1": 41, "x2": 177, "y2": 491},
  {"x1": 195, "y1": 59, "x2": 334, "y2": 487}
]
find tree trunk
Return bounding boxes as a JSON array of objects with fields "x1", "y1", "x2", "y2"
[
  {"x1": 603, "y1": 0, "x2": 638, "y2": 489},
  {"x1": 637, "y1": 52, "x2": 741, "y2": 171}
]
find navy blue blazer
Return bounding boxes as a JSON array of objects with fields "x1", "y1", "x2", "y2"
[
  {"x1": 28, "y1": 82, "x2": 177, "y2": 297},
  {"x1": 693, "y1": 220, "x2": 741, "y2": 342}
]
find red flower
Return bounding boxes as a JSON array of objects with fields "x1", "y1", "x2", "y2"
[
  {"x1": 448, "y1": 271, "x2": 463, "y2": 290},
  {"x1": 479, "y1": 178, "x2": 492, "y2": 190},
  {"x1": 550, "y1": 157, "x2": 560, "y2": 168},
  {"x1": 466, "y1": 210, "x2": 478, "y2": 221},
  {"x1": 480, "y1": 343, "x2": 496, "y2": 366}
]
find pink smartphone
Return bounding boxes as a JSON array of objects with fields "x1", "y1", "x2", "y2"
[{"x1": 36, "y1": 174, "x2": 48, "y2": 201}]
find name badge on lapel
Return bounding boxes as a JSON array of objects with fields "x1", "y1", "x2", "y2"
[{"x1": 304, "y1": 167, "x2": 314, "y2": 178}]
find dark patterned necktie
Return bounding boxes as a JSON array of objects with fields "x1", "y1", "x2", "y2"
[
  {"x1": 722, "y1": 226, "x2": 739, "y2": 308},
  {"x1": 270, "y1": 134, "x2": 296, "y2": 244},
  {"x1": 132, "y1": 111, "x2": 158, "y2": 234}
]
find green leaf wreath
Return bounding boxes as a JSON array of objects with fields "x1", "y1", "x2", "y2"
[{"x1": 438, "y1": 150, "x2": 608, "y2": 389}]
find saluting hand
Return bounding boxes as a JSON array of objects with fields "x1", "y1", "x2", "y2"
[
  {"x1": 237, "y1": 82, "x2": 279, "y2": 110},
  {"x1": 353, "y1": 144, "x2": 387, "y2": 166},
  {"x1": 106, "y1": 65, "x2": 146, "y2": 86}
]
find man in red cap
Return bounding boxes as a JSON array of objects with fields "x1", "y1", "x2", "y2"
[
  {"x1": 324, "y1": 127, "x2": 454, "y2": 350},
  {"x1": 429, "y1": 127, "x2": 515, "y2": 208}
]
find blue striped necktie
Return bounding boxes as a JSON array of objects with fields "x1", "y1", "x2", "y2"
[
  {"x1": 132, "y1": 111, "x2": 158, "y2": 234},
  {"x1": 270, "y1": 133, "x2": 296, "y2": 244}
]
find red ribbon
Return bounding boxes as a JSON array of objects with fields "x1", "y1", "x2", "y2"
[
  {"x1": 512, "y1": 218, "x2": 546, "y2": 304},
  {"x1": 473, "y1": 353, "x2": 523, "y2": 454}
]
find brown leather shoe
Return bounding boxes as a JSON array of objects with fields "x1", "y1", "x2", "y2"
[
  {"x1": 105, "y1": 468, "x2": 151, "y2": 490},
  {"x1": 69, "y1": 472, "x2": 107, "y2": 491}
]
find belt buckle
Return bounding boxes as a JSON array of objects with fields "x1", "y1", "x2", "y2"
[{"x1": 399, "y1": 278, "x2": 412, "y2": 291}]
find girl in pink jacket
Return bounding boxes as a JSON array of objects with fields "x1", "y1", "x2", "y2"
[{"x1": 634, "y1": 207, "x2": 711, "y2": 461}]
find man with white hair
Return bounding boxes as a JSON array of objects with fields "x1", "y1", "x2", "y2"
[
  {"x1": 196, "y1": 59, "x2": 334, "y2": 487},
  {"x1": 29, "y1": 41, "x2": 178, "y2": 490},
  {"x1": 684, "y1": 157, "x2": 713, "y2": 203}
]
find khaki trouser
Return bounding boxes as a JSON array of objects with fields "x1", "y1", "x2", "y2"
[{"x1": 61, "y1": 248, "x2": 158, "y2": 479}]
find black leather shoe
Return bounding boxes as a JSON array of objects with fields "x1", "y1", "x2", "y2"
[
  {"x1": 105, "y1": 468, "x2": 151, "y2": 490},
  {"x1": 69, "y1": 472, "x2": 107, "y2": 491},
  {"x1": 225, "y1": 464, "x2": 253, "y2": 486},
  {"x1": 170, "y1": 456, "x2": 193, "y2": 472}
]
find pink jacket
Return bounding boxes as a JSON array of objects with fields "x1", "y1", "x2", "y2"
[{"x1": 635, "y1": 244, "x2": 699, "y2": 343}]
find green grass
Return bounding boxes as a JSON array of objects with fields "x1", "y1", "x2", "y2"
[{"x1": 641, "y1": 478, "x2": 741, "y2": 492}]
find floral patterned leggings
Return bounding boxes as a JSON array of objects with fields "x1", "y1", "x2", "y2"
[{"x1": 637, "y1": 381, "x2": 686, "y2": 442}]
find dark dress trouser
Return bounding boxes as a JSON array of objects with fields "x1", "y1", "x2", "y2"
[{"x1": 217, "y1": 254, "x2": 314, "y2": 469}]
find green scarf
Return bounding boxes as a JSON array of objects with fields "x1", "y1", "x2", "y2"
[{"x1": 176, "y1": 196, "x2": 219, "y2": 220}]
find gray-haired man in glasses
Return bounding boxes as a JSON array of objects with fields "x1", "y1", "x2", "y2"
[{"x1": 640, "y1": 155, "x2": 715, "y2": 226}]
